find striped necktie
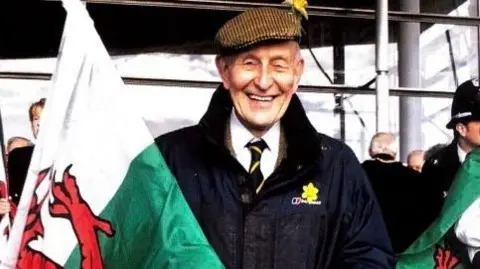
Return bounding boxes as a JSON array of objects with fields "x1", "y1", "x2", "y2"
[{"x1": 246, "y1": 139, "x2": 268, "y2": 193}]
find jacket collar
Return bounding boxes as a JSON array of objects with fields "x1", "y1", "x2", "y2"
[
  {"x1": 199, "y1": 85, "x2": 321, "y2": 164},
  {"x1": 372, "y1": 153, "x2": 396, "y2": 163}
]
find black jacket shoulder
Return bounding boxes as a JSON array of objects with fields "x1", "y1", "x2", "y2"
[
  {"x1": 157, "y1": 126, "x2": 358, "y2": 168},
  {"x1": 422, "y1": 141, "x2": 460, "y2": 194}
]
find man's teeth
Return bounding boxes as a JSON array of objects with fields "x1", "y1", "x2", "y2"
[{"x1": 249, "y1": 94, "x2": 273, "y2": 101}]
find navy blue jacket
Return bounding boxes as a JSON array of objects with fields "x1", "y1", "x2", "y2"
[{"x1": 155, "y1": 86, "x2": 395, "y2": 269}]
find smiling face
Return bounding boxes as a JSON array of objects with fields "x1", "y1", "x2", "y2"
[{"x1": 216, "y1": 41, "x2": 304, "y2": 137}]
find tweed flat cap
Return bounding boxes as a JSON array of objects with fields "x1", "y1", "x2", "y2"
[{"x1": 214, "y1": 7, "x2": 303, "y2": 55}]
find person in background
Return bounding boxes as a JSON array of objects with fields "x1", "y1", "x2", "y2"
[
  {"x1": 362, "y1": 132, "x2": 428, "y2": 253},
  {"x1": 29, "y1": 97, "x2": 45, "y2": 139},
  {"x1": 407, "y1": 149, "x2": 425, "y2": 172},
  {"x1": 0, "y1": 176, "x2": 10, "y2": 216},
  {"x1": 6, "y1": 136, "x2": 33, "y2": 155},
  {"x1": 0, "y1": 198, "x2": 9, "y2": 215},
  {"x1": 8, "y1": 98, "x2": 46, "y2": 205}
]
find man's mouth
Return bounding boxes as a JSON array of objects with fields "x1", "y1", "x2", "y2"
[{"x1": 247, "y1": 94, "x2": 276, "y2": 102}]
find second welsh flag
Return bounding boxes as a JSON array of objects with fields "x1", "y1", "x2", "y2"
[
  {"x1": 1, "y1": 0, "x2": 224, "y2": 268},
  {"x1": 397, "y1": 149, "x2": 480, "y2": 269}
]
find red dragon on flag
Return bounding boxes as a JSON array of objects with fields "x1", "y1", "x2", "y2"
[
  {"x1": 16, "y1": 165, "x2": 115, "y2": 269},
  {"x1": 433, "y1": 244, "x2": 460, "y2": 269}
]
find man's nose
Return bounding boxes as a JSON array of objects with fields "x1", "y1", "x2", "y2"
[{"x1": 254, "y1": 67, "x2": 273, "y2": 91}]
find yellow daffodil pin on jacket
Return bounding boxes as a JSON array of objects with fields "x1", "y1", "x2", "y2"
[
  {"x1": 283, "y1": 0, "x2": 308, "y2": 20},
  {"x1": 302, "y1": 183, "x2": 318, "y2": 203}
]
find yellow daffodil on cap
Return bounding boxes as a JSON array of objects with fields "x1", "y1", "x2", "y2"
[
  {"x1": 283, "y1": 0, "x2": 308, "y2": 20},
  {"x1": 214, "y1": 0, "x2": 309, "y2": 55}
]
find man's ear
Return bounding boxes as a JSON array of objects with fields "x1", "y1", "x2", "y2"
[
  {"x1": 293, "y1": 57, "x2": 305, "y2": 90},
  {"x1": 215, "y1": 56, "x2": 231, "y2": 90},
  {"x1": 456, "y1": 122, "x2": 467, "y2": 137}
]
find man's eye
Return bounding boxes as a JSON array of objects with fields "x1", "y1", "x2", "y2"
[{"x1": 272, "y1": 61, "x2": 288, "y2": 68}]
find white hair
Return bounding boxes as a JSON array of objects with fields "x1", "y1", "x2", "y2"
[{"x1": 369, "y1": 132, "x2": 398, "y2": 158}]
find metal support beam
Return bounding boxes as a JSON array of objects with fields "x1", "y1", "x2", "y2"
[
  {"x1": 0, "y1": 71, "x2": 455, "y2": 98},
  {"x1": 375, "y1": 0, "x2": 389, "y2": 132},
  {"x1": 399, "y1": 0, "x2": 422, "y2": 163},
  {"x1": 43, "y1": 0, "x2": 480, "y2": 26},
  {"x1": 333, "y1": 25, "x2": 346, "y2": 141}
]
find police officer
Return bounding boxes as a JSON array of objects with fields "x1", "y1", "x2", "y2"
[{"x1": 422, "y1": 79, "x2": 480, "y2": 266}]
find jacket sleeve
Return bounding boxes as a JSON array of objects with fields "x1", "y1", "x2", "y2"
[{"x1": 338, "y1": 147, "x2": 396, "y2": 269}]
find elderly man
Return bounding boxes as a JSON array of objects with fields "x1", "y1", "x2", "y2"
[
  {"x1": 367, "y1": 132, "x2": 398, "y2": 162},
  {"x1": 155, "y1": 3, "x2": 394, "y2": 268}
]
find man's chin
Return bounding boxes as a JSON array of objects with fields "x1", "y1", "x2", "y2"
[{"x1": 245, "y1": 119, "x2": 278, "y2": 131}]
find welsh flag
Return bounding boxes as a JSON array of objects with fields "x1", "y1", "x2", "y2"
[
  {"x1": 0, "y1": 0, "x2": 224, "y2": 268},
  {"x1": 396, "y1": 149, "x2": 480, "y2": 269}
]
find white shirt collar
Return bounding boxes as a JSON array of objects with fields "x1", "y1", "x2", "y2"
[
  {"x1": 457, "y1": 144, "x2": 468, "y2": 163},
  {"x1": 230, "y1": 110, "x2": 280, "y2": 156}
]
